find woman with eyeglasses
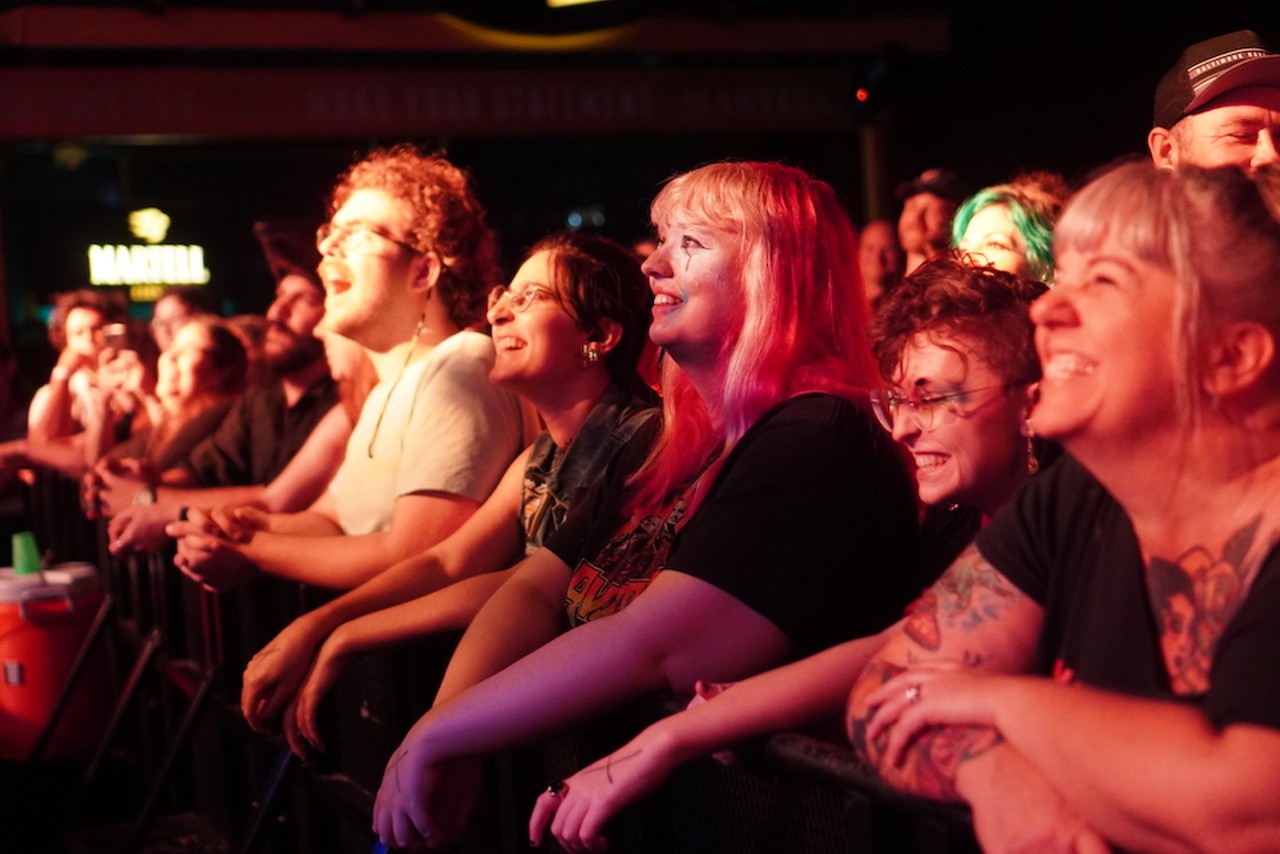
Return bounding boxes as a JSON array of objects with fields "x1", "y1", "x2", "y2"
[
  {"x1": 527, "y1": 252, "x2": 1048, "y2": 852},
  {"x1": 371, "y1": 162, "x2": 922, "y2": 850},
  {"x1": 848, "y1": 163, "x2": 1280, "y2": 852},
  {"x1": 237, "y1": 231, "x2": 657, "y2": 753},
  {"x1": 871, "y1": 255, "x2": 1051, "y2": 525}
]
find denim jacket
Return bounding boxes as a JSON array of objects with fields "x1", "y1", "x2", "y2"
[{"x1": 519, "y1": 385, "x2": 657, "y2": 554}]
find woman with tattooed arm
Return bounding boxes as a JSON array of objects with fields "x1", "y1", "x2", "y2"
[{"x1": 849, "y1": 162, "x2": 1280, "y2": 853}]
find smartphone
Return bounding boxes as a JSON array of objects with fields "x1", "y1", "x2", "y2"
[{"x1": 104, "y1": 322, "x2": 129, "y2": 350}]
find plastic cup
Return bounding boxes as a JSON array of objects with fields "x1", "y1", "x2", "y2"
[{"x1": 12, "y1": 531, "x2": 40, "y2": 576}]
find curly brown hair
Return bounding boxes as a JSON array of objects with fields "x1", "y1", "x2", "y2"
[
  {"x1": 329, "y1": 145, "x2": 500, "y2": 329},
  {"x1": 871, "y1": 252, "x2": 1045, "y2": 386},
  {"x1": 47, "y1": 288, "x2": 125, "y2": 351}
]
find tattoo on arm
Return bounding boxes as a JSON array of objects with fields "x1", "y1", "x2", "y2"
[
  {"x1": 854, "y1": 547, "x2": 1019, "y2": 802},
  {"x1": 850, "y1": 660, "x2": 1003, "y2": 803},
  {"x1": 849, "y1": 660, "x2": 905, "y2": 764},
  {"x1": 904, "y1": 545, "x2": 1019, "y2": 652}
]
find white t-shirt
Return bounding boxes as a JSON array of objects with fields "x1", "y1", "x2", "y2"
[{"x1": 330, "y1": 330, "x2": 537, "y2": 535}]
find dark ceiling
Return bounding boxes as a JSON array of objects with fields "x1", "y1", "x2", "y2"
[{"x1": 1, "y1": 1, "x2": 1279, "y2": 337}]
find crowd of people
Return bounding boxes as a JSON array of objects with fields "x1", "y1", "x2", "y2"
[{"x1": 4, "y1": 27, "x2": 1280, "y2": 854}]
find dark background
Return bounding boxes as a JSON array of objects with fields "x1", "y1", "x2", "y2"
[{"x1": 2, "y1": 2, "x2": 1279, "y2": 366}]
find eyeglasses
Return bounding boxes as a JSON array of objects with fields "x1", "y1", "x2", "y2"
[
  {"x1": 870, "y1": 381, "x2": 1025, "y2": 433},
  {"x1": 316, "y1": 221, "x2": 420, "y2": 256},
  {"x1": 487, "y1": 285, "x2": 548, "y2": 314}
]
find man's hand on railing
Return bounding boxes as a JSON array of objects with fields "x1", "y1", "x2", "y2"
[
  {"x1": 92, "y1": 457, "x2": 154, "y2": 519},
  {"x1": 107, "y1": 502, "x2": 181, "y2": 555}
]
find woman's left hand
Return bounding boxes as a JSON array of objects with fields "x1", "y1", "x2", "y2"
[
  {"x1": 864, "y1": 661, "x2": 1007, "y2": 769},
  {"x1": 529, "y1": 728, "x2": 679, "y2": 853},
  {"x1": 373, "y1": 743, "x2": 483, "y2": 850}
]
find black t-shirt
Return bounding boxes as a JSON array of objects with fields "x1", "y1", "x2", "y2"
[
  {"x1": 179, "y1": 375, "x2": 339, "y2": 487},
  {"x1": 546, "y1": 393, "x2": 923, "y2": 656},
  {"x1": 976, "y1": 455, "x2": 1280, "y2": 731}
]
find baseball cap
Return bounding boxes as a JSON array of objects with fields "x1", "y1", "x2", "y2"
[
  {"x1": 1153, "y1": 30, "x2": 1280, "y2": 130},
  {"x1": 253, "y1": 219, "x2": 323, "y2": 293},
  {"x1": 894, "y1": 168, "x2": 968, "y2": 205}
]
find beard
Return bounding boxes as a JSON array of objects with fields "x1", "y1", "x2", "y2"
[{"x1": 263, "y1": 322, "x2": 325, "y2": 378}]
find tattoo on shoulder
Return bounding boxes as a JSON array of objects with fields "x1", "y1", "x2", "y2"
[{"x1": 903, "y1": 545, "x2": 1019, "y2": 651}]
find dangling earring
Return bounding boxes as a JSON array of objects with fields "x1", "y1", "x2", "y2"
[
  {"x1": 581, "y1": 343, "x2": 600, "y2": 368},
  {"x1": 1026, "y1": 435, "x2": 1040, "y2": 475}
]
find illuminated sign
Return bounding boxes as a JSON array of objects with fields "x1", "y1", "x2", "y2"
[{"x1": 87, "y1": 207, "x2": 211, "y2": 301}]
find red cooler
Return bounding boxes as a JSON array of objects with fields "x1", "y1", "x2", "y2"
[{"x1": 0, "y1": 563, "x2": 111, "y2": 760}]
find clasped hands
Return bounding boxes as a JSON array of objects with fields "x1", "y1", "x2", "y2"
[{"x1": 167, "y1": 504, "x2": 267, "y2": 591}]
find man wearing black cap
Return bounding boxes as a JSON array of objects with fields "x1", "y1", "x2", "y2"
[
  {"x1": 99, "y1": 221, "x2": 340, "y2": 552},
  {"x1": 1149, "y1": 29, "x2": 1280, "y2": 172},
  {"x1": 895, "y1": 168, "x2": 968, "y2": 275},
  {"x1": 177, "y1": 230, "x2": 336, "y2": 491}
]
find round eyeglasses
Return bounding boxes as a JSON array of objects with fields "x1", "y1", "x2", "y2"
[
  {"x1": 487, "y1": 285, "x2": 548, "y2": 314},
  {"x1": 316, "y1": 221, "x2": 420, "y2": 256},
  {"x1": 870, "y1": 381, "x2": 1026, "y2": 433}
]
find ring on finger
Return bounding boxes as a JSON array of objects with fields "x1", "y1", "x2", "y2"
[
  {"x1": 905, "y1": 683, "x2": 922, "y2": 704},
  {"x1": 546, "y1": 779, "x2": 567, "y2": 799}
]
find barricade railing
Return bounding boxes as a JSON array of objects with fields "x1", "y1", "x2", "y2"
[{"x1": 21, "y1": 469, "x2": 979, "y2": 854}]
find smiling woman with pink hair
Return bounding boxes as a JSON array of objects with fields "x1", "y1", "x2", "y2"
[{"x1": 371, "y1": 161, "x2": 924, "y2": 850}]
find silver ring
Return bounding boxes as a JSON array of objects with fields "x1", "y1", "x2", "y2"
[{"x1": 905, "y1": 683, "x2": 922, "y2": 705}]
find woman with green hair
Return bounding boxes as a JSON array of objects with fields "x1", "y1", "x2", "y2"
[{"x1": 952, "y1": 170, "x2": 1069, "y2": 284}]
